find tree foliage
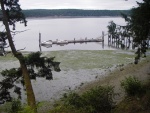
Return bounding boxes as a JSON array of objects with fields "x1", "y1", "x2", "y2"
[
  {"x1": 0, "y1": 52, "x2": 61, "y2": 104},
  {"x1": 0, "y1": 1, "x2": 60, "y2": 112},
  {"x1": 0, "y1": 0, "x2": 37, "y2": 109},
  {"x1": 0, "y1": 0, "x2": 27, "y2": 56},
  {"x1": 123, "y1": 0, "x2": 150, "y2": 63},
  {"x1": 0, "y1": 32, "x2": 7, "y2": 43},
  {"x1": 121, "y1": 76, "x2": 145, "y2": 97},
  {"x1": 107, "y1": 0, "x2": 150, "y2": 63},
  {"x1": 1, "y1": 0, "x2": 27, "y2": 29},
  {"x1": 50, "y1": 86, "x2": 114, "y2": 113}
]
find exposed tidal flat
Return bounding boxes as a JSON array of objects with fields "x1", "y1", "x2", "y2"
[{"x1": 0, "y1": 50, "x2": 137, "y2": 102}]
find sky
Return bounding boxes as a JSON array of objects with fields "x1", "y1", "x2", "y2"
[{"x1": 19, "y1": 0, "x2": 143, "y2": 10}]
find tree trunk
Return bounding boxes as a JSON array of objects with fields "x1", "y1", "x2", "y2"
[
  {"x1": 0, "y1": 1, "x2": 37, "y2": 113},
  {"x1": 20, "y1": 61, "x2": 37, "y2": 112}
]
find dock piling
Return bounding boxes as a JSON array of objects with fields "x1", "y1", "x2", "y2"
[
  {"x1": 102, "y1": 31, "x2": 104, "y2": 48},
  {"x1": 39, "y1": 32, "x2": 42, "y2": 52}
]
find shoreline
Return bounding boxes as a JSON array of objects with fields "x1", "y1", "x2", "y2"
[
  {"x1": 26, "y1": 16, "x2": 122, "y2": 20},
  {"x1": 0, "y1": 50, "x2": 149, "y2": 103}
]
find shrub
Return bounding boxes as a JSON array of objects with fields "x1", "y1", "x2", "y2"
[
  {"x1": 6, "y1": 99, "x2": 22, "y2": 113},
  {"x1": 82, "y1": 86, "x2": 115, "y2": 113},
  {"x1": 63, "y1": 92, "x2": 85, "y2": 109},
  {"x1": 3, "y1": 99, "x2": 34, "y2": 113},
  {"x1": 50, "y1": 85, "x2": 115, "y2": 113},
  {"x1": 121, "y1": 76, "x2": 145, "y2": 97},
  {"x1": 18, "y1": 106, "x2": 34, "y2": 113}
]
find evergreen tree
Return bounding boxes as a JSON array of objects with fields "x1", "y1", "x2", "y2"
[
  {"x1": 123, "y1": 0, "x2": 150, "y2": 63},
  {"x1": 0, "y1": 0, "x2": 37, "y2": 111},
  {"x1": 108, "y1": 0, "x2": 150, "y2": 64},
  {"x1": 0, "y1": 0, "x2": 60, "y2": 113}
]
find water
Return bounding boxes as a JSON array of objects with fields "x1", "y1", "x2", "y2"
[
  {"x1": 1, "y1": 17, "x2": 128, "y2": 103},
  {"x1": 5, "y1": 17, "x2": 126, "y2": 51}
]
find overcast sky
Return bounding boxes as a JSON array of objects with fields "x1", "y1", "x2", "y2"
[{"x1": 19, "y1": 0, "x2": 143, "y2": 10}]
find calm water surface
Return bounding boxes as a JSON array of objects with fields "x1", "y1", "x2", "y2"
[
  {"x1": 1, "y1": 17, "x2": 128, "y2": 102},
  {"x1": 5, "y1": 17, "x2": 126, "y2": 51}
]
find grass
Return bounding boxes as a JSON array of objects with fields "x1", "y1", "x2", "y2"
[
  {"x1": 0, "y1": 50, "x2": 135, "y2": 69},
  {"x1": 0, "y1": 51, "x2": 36, "y2": 61},
  {"x1": 0, "y1": 53, "x2": 17, "y2": 61},
  {"x1": 45, "y1": 50, "x2": 135, "y2": 70}
]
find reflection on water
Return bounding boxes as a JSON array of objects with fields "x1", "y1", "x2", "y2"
[
  {"x1": 42, "y1": 42, "x2": 115, "y2": 51},
  {"x1": 3, "y1": 17, "x2": 125, "y2": 51}
]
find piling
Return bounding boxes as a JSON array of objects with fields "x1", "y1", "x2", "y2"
[
  {"x1": 39, "y1": 31, "x2": 105, "y2": 49},
  {"x1": 102, "y1": 31, "x2": 104, "y2": 48},
  {"x1": 39, "y1": 32, "x2": 42, "y2": 52},
  {"x1": 108, "y1": 34, "x2": 111, "y2": 47}
]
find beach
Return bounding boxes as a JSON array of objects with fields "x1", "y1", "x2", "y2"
[{"x1": 0, "y1": 50, "x2": 150, "y2": 103}]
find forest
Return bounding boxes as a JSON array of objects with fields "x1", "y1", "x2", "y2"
[{"x1": 22, "y1": 9, "x2": 130, "y2": 18}]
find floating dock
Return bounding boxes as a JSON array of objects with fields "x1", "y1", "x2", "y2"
[
  {"x1": 39, "y1": 32, "x2": 105, "y2": 51},
  {"x1": 51, "y1": 38, "x2": 104, "y2": 44}
]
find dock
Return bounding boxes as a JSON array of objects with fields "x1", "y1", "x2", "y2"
[
  {"x1": 39, "y1": 31, "x2": 105, "y2": 51},
  {"x1": 51, "y1": 38, "x2": 104, "y2": 44}
]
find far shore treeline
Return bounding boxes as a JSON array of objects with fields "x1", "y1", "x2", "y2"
[
  {"x1": 0, "y1": 9, "x2": 130, "y2": 19},
  {"x1": 21, "y1": 9, "x2": 130, "y2": 18}
]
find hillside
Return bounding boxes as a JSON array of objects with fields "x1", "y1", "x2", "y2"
[
  {"x1": 0, "y1": 9, "x2": 130, "y2": 20},
  {"x1": 22, "y1": 9, "x2": 130, "y2": 18}
]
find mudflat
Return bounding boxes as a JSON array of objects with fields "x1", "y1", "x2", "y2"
[{"x1": 0, "y1": 50, "x2": 149, "y2": 102}]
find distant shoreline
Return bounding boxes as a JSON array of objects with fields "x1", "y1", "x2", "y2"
[
  {"x1": 27, "y1": 16, "x2": 122, "y2": 20},
  {"x1": 23, "y1": 9, "x2": 130, "y2": 19}
]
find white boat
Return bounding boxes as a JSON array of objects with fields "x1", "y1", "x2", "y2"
[
  {"x1": 56, "y1": 40, "x2": 68, "y2": 44},
  {"x1": 41, "y1": 40, "x2": 52, "y2": 48},
  {"x1": 55, "y1": 39, "x2": 68, "y2": 46}
]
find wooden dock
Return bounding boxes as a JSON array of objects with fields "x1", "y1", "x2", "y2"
[
  {"x1": 51, "y1": 38, "x2": 104, "y2": 44},
  {"x1": 39, "y1": 31, "x2": 105, "y2": 51}
]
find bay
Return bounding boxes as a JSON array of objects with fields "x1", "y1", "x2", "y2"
[
  {"x1": 5, "y1": 17, "x2": 126, "y2": 51},
  {"x1": 0, "y1": 17, "x2": 131, "y2": 103}
]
